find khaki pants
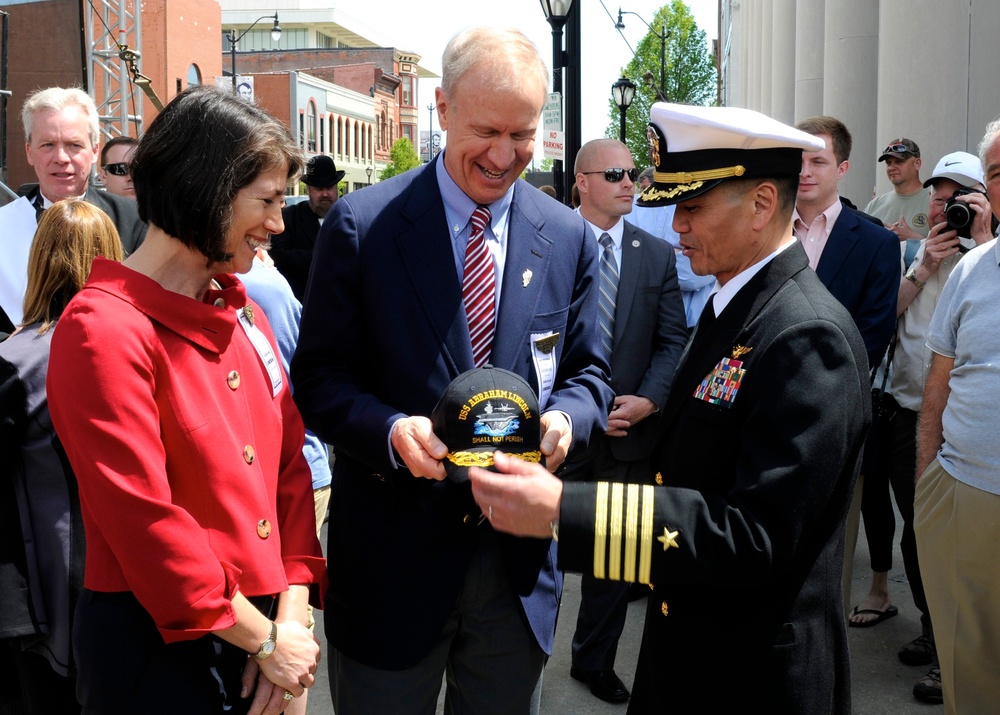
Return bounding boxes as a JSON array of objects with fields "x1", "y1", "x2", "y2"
[{"x1": 915, "y1": 459, "x2": 1000, "y2": 715}]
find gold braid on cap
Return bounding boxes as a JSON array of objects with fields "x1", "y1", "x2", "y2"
[
  {"x1": 446, "y1": 450, "x2": 542, "y2": 467},
  {"x1": 654, "y1": 165, "x2": 746, "y2": 184}
]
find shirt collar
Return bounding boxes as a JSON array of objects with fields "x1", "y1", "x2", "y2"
[
  {"x1": 792, "y1": 198, "x2": 843, "y2": 237},
  {"x1": 579, "y1": 213, "x2": 625, "y2": 247},
  {"x1": 436, "y1": 151, "x2": 514, "y2": 238}
]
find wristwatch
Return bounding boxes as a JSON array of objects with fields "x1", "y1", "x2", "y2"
[
  {"x1": 905, "y1": 270, "x2": 926, "y2": 289},
  {"x1": 254, "y1": 621, "x2": 278, "y2": 660}
]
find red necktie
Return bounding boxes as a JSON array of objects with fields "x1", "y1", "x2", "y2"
[{"x1": 463, "y1": 206, "x2": 495, "y2": 367}]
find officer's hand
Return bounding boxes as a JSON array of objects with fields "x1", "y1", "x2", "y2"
[{"x1": 470, "y1": 452, "x2": 562, "y2": 538}]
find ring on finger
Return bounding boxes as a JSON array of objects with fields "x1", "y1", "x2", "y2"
[{"x1": 283, "y1": 691, "x2": 294, "y2": 701}]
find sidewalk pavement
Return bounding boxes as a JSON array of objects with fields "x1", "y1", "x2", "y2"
[{"x1": 310, "y1": 505, "x2": 936, "y2": 714}]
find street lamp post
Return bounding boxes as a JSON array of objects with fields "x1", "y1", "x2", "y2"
[
  {"x1": 227, "y1": 12, "x2": 281, "y2": 90},
  {"x1": 615, "y1": 8, "x2": 668, "y2": 101},
  {"x1": 366, "y1": 165, "x2": 373, "y2": 185},
  {"x1": 426, "y1": 102, "x2": 435, "y2": 163},
  {"x1": 539, "y1": 0, "x2": 575, "y2": 204},
  {"x1": 611, "y1": 77, "x2": 636, "y2": 144}
]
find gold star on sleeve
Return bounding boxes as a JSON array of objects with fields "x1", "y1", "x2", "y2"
[{"x1": 657, "y1": 527, "x2": 680, "y2": 551}]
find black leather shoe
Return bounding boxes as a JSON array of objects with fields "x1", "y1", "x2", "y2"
[{"x1": 570, "y1": 667, "x2": 630, "y2": 704}]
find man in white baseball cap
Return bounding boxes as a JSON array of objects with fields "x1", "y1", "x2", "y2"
[{"x1": 470, "y1": 103, "x2": 871, "y2": 714}]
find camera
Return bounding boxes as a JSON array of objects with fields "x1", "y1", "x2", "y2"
[{"x1": 944, "y1": 187, "x2": 985, "y2": 239}]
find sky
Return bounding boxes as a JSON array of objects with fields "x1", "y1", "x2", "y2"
[{"x1": 336, "y1": 0, "x2": 719, "y2": 162}]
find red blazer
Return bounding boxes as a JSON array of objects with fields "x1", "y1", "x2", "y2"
[{"x1": 48, "y1": 259, "x2": 325, "y2": 643}]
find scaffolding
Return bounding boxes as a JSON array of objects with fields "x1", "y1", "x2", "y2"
[{"x1": 84, "y1": 0, "x2": 152, "y2": 141}]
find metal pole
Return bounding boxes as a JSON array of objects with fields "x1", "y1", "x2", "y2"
[
  {"x1": 618, "y1": 105, "x2": 627, "y2": 143},
  {"x1": 565, "y1": 2, "x2": 582, "y2": 207},
  {"x1": 660, "y1": 26, "x2": 666, "y2": 99},
  {"x1": 0, "y1": 11, "x2": 8, "y2": 187},
  {"x1": 231, "y1": 31, "x2": 237, "y2": 89},
  {"x1": 427, "y1": 102, "x2": 434, "y2": 162},
  {"x1": 549, "y1": 22, "x2": 566, "y2": 204}
]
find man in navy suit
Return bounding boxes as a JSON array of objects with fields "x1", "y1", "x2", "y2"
[
  {"x1": 567, "y1": 139, "x2": 687, "y2": 703},
  {"x1": 793, "y1": 116, "x2": 901, "y2": 629},
  {"x1": 292, "y1": 27, "x2": 613, "y2": 715}
]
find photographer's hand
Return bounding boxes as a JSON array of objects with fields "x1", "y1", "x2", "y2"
[{"x1": 955, "y1": 190, "x2": 996, "y2": 245}]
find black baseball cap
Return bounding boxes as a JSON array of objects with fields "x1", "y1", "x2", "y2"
[{"x1": 431, "y1": 365, "x2": 542, "y2": 483}]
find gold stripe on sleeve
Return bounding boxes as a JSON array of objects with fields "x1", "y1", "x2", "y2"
[
  {"x1": 624, "y1": 484, "x2": 639, "y2": 582},
  {"x1": 639, "y1": 485, "x2": 655, "y2": 584},
  {"x1": 594, "y1": 482, "x2": 609, "y2": 580},
  {"x1": 609, "y1": 483, "x2": 624, "y2": 580}
]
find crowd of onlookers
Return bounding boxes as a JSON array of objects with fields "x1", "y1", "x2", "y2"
[{"x1": 3, "y1": 25, "x2": 1000, "y2": 715}]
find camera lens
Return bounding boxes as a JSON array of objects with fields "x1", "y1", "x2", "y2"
[{"x1": 945, "y1": 201, "x2": 972, "y2": 229}]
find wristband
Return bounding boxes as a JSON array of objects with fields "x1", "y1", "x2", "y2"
[{"x1": 905, "y1": 270, "x2": 926, "y2": 289}]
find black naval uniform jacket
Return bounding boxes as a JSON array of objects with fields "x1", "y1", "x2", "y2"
[{"x1": 559, "y1": 241, "x2": 869, "y2": 714}]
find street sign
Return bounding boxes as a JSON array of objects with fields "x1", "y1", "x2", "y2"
[
  {"x1": 542, "y1": 130, "x2": 565, "y2": 161},
  {"x1": 543, "y1": 92, "x2": 562, "y2": 131}
]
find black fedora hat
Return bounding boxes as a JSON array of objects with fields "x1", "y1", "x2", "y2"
[{"x1": 303, "y1": 155, "x2": 345, "y2": 187}]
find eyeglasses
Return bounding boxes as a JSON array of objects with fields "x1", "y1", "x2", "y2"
[
  {"x1": 882, "y1": 143, "x2": 912, "y2": 155},
  {"x1": 103, "y1": 162, "x2": 130, "y2": 177},
  {"x1": 580, "y1": 167, "x2": 639, "y2": 183}
]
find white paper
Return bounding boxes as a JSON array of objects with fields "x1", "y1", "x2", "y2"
[
  {"x1": 530, "y1": 331, "x2": 560, "y2": 410},
  {"x1": 0, "y1": 197, "x2": 39, "y2": 326}
]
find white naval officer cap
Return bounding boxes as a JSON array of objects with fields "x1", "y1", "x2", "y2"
[{"x1": 637, "y1": 103, "x2": 826, "y2": 207}]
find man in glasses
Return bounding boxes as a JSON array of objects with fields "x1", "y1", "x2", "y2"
[
  {"x1": 0, "y1": 87, "x2": 146, "y2": 334},
  {"x1": 566, "y1": 139, "x2": 687, "y2": 704},
  {"x1": 468, "y1": 103, "x2": 871, "y2": 713},
  {"x1": 865, "y1": 138, "x2": 930, "y2": 267},
  {"x1": 99, "y1": 136, "x2": 138, "y2": 198}
]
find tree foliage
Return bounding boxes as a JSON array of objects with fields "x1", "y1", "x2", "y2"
[
  {"x1": 379, "y1": 137, "x2": 421, "y2": 181},
  {"x1": 606, "y1": 0, "x2": 718, "y2": 165}
]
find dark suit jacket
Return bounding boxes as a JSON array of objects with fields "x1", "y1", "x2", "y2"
[
  {"x1": 270, "y1": 200, "x2": 320, "y2": 302},
  {"x1": 0, "y1": 186, "x2": 146, "y2": 334},
  {"x1": 815, "y1": 206, "x2": 900, "y2": 368},
  {"x1": 291, "y1": 158, "x2": 614, "y2": 669},
  {"x1": 593, "y1": 220, "x2": 687, "y2": 464},
  {"x1": 560, "y1": 242, "x2": 869, "y2": 714}
]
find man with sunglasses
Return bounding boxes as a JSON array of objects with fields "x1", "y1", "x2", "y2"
[
  {"x1": 99, "y1": 136, "x2": 138, "y2": 198},
  {"x1": 566, "y1": 139, "x2": 687, "y2": 704},
  {"x1": 865, "y1": 138, "x2": 930, "y2": 267}
]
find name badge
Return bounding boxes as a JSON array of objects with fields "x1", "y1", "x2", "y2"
[
  {"x1": 236, "y1": 307, "x2": 283, "y2": 397},
  {"x1": 530, "y1": 331, "x2": 560, "y2": 410}
]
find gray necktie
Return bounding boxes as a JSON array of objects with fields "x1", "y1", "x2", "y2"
[{"x1": 597, "y1": 233, "x2": 619, "y2": 361}]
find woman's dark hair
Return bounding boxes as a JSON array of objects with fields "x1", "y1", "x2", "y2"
[{"x1": 131, "y1": 84, "x2": 304, "y2": 262}]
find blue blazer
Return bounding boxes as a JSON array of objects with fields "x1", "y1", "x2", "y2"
[
  {"x1": 815, "y1": 207, "x2": 901, "y2": 368},
  {"x1": 292, "y1": 159, "x2": 613, "y2": 669}
]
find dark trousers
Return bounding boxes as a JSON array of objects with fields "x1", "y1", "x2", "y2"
[
  {"x1": 571, "y1": 441, "x2": 650, "y2": 670},
  {"x1": 6, "y1": 639, "x2": 80, "y2": 715},
  {"x1": 73, "y1": 590, "x2": 273, "y2": 715},
  {"x1": 860, "y1": 396, "x2": 930, "y2": 628}
]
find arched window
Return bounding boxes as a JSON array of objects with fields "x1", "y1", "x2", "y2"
[
  {"x1": 187, "y1": 64, "x2": 201, "y2": 86},
  {"x1": 306, "y1": 100, "x2": 317, "y2": 153},
  {"x1": 354, "y1": 120, "x2": 360, "y2": 159}
]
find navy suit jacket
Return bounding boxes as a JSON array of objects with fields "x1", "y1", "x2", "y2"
[
  {"x1": 270, "y1": 200, "x2": 320, "y2": 302},
  {"x1": 292, "y1": 158, "x2": 613, "y2": 669},
  {"x1": 815, "y1": 206, "x2": 900, "y2": 368}
]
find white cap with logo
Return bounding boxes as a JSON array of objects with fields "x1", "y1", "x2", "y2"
[{"x1": 922, "y1": 151, "x2": 984, "y2": 189}]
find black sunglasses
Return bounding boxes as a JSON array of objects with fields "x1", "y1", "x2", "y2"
[
  {"x1": 103, "y1": 162, "x2": 130, "y2": 177},
  {"x1": 580, "y1": 167, "x2": 639, "y2": 183}
]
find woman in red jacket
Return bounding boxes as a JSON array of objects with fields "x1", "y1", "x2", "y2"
[{"x1": 47, "y1": 85, "x2": 325, "y2": 715}]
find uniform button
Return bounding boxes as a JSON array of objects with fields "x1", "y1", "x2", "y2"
[
  {"x1": 655, "y1": 471, "x2": 663, "y2": 485},
  {"x1": 227, "y1": 371, "x2": 241, "y2": 390},
  {"x1": 243, "y1": 445, "x2": 255, "y2": 464},
  {"x1": 661, "y1": 601, "x2": 669, "y2": 617},
  {"x1": 257, "y1": 519, "x2": 271, "y2": 538}
]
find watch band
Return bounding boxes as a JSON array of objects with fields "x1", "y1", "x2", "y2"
[
  {"x1": 905, "y1": 270, "x2": 926, "y2": 289},
  {"x1": 254, "y1": 620, "x2": 278, "y2": 660}
]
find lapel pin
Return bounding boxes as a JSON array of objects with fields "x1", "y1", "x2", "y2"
[
  {"x1": 243, "y1": 305, "x2": 255, "y2": 326},
  {"x1": 522, "y1": 269, "x2": 533, "y2": 287},
  {"x1": 632, "y1": 239, "x2": 640, "y2": 248},
  {"x1": 534, "y1": 333, "x2": 559, "y2": 354}
]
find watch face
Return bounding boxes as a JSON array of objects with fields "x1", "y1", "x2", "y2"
[{"x1": 261, "y1": 640, "x2": 276, "y2": 657}]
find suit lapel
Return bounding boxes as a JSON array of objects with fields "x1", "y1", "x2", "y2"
[
  {"x1": 393, "y1": 162, "x2": 475, "y2": 372},
  {"x1": 492, "y1": 183, "x2": 553, "y2": 370},
  {"x1": 614, "y1": 223, "x2": 641, "y2": 345},
  {"x1": 815, "y1": 209, "x2": 858, "y2": 285}
]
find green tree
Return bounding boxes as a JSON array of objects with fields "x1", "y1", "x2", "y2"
[
  {"x1": 539, "y1": 157, "x2": 554, "y2": 172},
  {"x1": 379, "y1": 137, "x2": 421, "y2": 181},
  {"x1": 606, "y1": 0, "x2": 718, "y2": 165}
]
